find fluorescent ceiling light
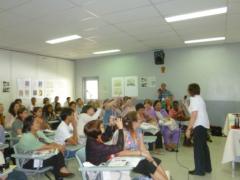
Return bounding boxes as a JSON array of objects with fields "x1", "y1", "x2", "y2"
[
  {"x1": 184, "y1": 37, "x2": 226, "y2": 44},
  {"x1": 165, "y1": 7, "x2": 227, "y2": 22},
  {"x1": 93, "y1": 49, "x2": 121, "y2": 55},
  {"x1": 46, "y1": 35, "x2": 81, "y2": 44}
]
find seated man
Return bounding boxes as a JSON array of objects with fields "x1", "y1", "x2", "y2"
[{"x1": 54, "y1": 108, "x2": 78, "y2": 158}]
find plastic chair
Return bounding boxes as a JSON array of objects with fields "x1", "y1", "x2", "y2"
[
  {"x1": 12, "y1": 143, "x2": 54, "y2": 180},
  {"x1": 75, "y1": 147, "x2": 134, "y2": 180}
]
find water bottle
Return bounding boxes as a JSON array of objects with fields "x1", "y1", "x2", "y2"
[{"x1": 162, "y1": 98, "x2": 166, "y2": 110}]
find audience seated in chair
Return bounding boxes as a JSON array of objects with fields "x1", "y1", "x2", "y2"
[
  {"x1": 11, "y1": 107, "x2": 28, "y2": 144},
  {"x1": 42, "y1": 104, "x2": 56, "y2": 123},
  {"x1": 64, "y1": 97, "x2": 71, "y2": 107},
  {"x1": 77, "y1": 105, "x2": 102, "y2": 136},
  {"x1": 54, "y1": 108, "x2": 78, "y2": 158},
  {"x1": 18, "y1": 115, "x2": 73, "y2": 180},
  {"x1": 52, "y1": 96, "x2": 60, "y2": 110},
  {"x1": 136, "y1": 102, "x2": 163, "y2": 150},
  {"x1": 5, "y1": 102, "x2": 20, "y2": 130},
  {"x1": 169, "y1": 101, "x2": 193, "y2": 147},
  {"x1": 84, "y1": 118, "x2": 124, "y2": 165},
  {"x1": 112, "y1": 111, "x2": 168, "y2": 180},
  {"x1": 76, "y1": 98, "x2": 84, "y2": 116},
  {"x1": 54, "y1": 102, "x2": 62, "y2": 118},
  {"x1": 154, "y1": 101, "x2": 180, "y2": 152},
  {"x1": 0, "y1": 103, "x2": 5, "y2": 127},
  {"x1": 33, "y1": 107, "x2": 51, "y2": 130},
  {"x1": 102, "y1": 99, "x2": 121, "y2": 127},
  {"x1": 28, "y1": 97, "x2": 37, "y2": 113},
  {"x1": 121, "y1": 96, "x2": 136, "y2": 117}
]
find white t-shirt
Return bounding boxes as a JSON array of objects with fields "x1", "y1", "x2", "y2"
[
  {"x1": 54, "y1": 121, "x2": 73, "y2": 145},
  {"x1": 189, "y1": 95, "x2": 210, "y2": 129}
]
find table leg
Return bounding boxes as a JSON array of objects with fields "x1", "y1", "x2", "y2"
[{"x1": 232, "y1": 161, "x2": 235, "y2": 177}]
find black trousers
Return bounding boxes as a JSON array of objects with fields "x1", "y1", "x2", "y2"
[
  {"x1": 193, "y1": 126, "x2": 212, "y2": 174},
  {"x1": 144, "y1": 131, "x2": 163, "y2": 150},
  {"x1": 23, "y1": 152, "x2": 65, "y2": 180}
]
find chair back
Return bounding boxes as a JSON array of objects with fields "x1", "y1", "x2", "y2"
[
  {"x1": 13, "y1": 143, "x2": 22, "y2": 168},
  {"x1": 75, "y1": 147, "x2": 86, "y2": 169}
]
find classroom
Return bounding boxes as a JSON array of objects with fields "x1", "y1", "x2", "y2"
[{"x1": 0, "y1": 0, "x2": 239, "y2": 180}]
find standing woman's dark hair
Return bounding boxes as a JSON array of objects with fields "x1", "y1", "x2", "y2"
[
  {"x1": 188, "y1": 83, "x2": 200, "y2": 96},
  {"x1": 186, "y1": 83, "x2": 212, "y2": 176},
  {"x1": 22, "y1": 115, "x2": 35, "y2": 133}
]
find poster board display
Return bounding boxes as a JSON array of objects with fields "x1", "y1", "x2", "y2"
[
  {"x1": 124, "y1": 76, "x2": 138, "y2": 97},
  {"x1": 112, "y1": 77, "x2": 124, "y2": 97}
]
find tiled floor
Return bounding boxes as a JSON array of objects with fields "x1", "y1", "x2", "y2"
[{"x1": 29, "y1": 136, "x2": 239, "y2": 180}]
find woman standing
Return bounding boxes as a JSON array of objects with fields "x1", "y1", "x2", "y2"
[{"x1": 186, "y1": 83, "x2": 212, "y2": 176}]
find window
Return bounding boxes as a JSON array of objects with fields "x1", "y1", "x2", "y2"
[{"x1": 83, "y1": 78, "x2": 99, "y2": 101}]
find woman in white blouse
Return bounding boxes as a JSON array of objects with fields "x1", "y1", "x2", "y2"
[
  {"x1": 77, "y1": 105, "x2": 102, "y2": 136},
  {"x1": 186, "y1": 83, "x2": 212, "y2": 176}
]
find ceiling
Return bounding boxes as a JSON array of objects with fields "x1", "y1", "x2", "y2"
[{"x1": 0, "y1": 0, "x2": 239, "y2": 60}]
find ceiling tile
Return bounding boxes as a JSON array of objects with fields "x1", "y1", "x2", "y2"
[
  {"x1": 0, "y1": 0, "x2": 31, "y2": 10},
  {"x1": 102, "y1": 6, "x2": 160, "y2": 24},
  {"x1": 0, "y1": 0, "x2": 239, "y2": 59},
  {"x1": 38, "y1": 7, "x2": 98, "y2": 26},
  {"x1": 113, "y1": 17, "x2": 168, "y2": 31},
  {"x1": 150, "y1": 0, "x2": 175, "y2": 5},
  {"x1": 0, "y1": 11, "x2": 31, "y2": 29},
  {"x1": 228, "y1": 1, "x2": 240, "y2": 14},
  {"x1": 8, "y1": 0, "x2": 74, "y2": 19},
  {"x1": 73, "y1": 0, "x2": 150, "y2": 15}
]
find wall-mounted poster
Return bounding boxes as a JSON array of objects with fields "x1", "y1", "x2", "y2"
[
  {"x1": 140, "y1": 76, "x2": 156, "y2": 88},
  {"x1": 124, "y1": 76, "x2": 138, "y2": 97},
  {"x1": 112, "y1": 77, "x2": 124, "y2": 97},
  {"x1": 140, "y1": 77, "x2": 147, "y2": 87},
  {"x1": 45, "y1": 80, "x2": 54, "y2": 98},
  {"x1": 17, "y1": 78, "x2": 31, "y2": 98},
  {"x1": 32, "y1": 80, "x2": 44, "y2": 98},
  {"x1": 2, "y1": 81, "x2": 10, "y2": 93},
  {"x1": 147, "y1": 76, "x2": 156, "y2": 88}
]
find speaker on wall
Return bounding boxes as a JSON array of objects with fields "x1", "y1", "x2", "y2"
[{"x1": 154, "y1": 50, "x2": 165, "y2": 65}]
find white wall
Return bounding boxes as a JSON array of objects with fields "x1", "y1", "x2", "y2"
[
  {"x1": 75, "y1": 43, "x2": 240, "y2": 100},
  {"x1": 0, "y1": 49, "x2": 75, "y2": 111},
  {"x1": 75, "y1": 43, "x2": 240, "y2": 126}
]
